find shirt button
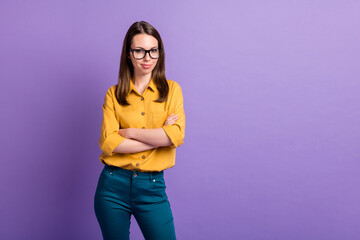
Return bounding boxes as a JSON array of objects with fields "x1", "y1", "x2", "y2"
[
  {"x1": 136, "y1": 163, "x2": 140, "y2": 167},
  {"x1": 142, "y1": 127, "x2": 145, "y2": 129},
  {"x1": 141, "y1": 112, "x2": 145, "y2": 115},
  {"x1": 141, "y1": 97, "x2": 144, "y2": 101},
  {"x1": 134, "y1": 173, "x2": 137, "y2": 177},
  {"x1": 142, "y1": 155, "x2": 146, "y2": 159}
]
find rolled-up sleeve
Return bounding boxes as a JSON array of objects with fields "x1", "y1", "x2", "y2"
[
  {"x1": 99, "y1": 87, "x2": 126, "y2": 155},
  {"x1": 162, "y1": 83, "x2": 186, "y2": 148}
]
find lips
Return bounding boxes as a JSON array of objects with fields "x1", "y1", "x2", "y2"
[{"x1": 141, "y1": 64, "x2": 151, "y2": 69}]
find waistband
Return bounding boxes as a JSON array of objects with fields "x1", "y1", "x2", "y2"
[{"x1": 104, "y1": 164, "x2": 163, "y2": 178}]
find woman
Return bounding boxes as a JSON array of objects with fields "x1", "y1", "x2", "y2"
[{"x1": 94, "y1": 21, "x2": 185, "y2": 240}]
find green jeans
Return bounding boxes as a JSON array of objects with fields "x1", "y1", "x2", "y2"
[{"x1": 94, "y1": 164, "x2": 176, "y2": 240}]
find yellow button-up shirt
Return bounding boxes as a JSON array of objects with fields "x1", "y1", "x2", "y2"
[{"x1": 99, "y1": 78, "x2": 185, "y2": 172}]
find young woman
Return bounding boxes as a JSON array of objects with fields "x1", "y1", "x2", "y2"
[{"x1": 94, "y1": 21, "x2": 185, "y2": 240}]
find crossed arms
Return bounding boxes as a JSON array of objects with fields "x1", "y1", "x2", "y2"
[{"x1": 113, "y1": 114, "x2": 178, "y2": 153}]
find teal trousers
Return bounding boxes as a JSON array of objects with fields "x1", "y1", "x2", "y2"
[{"x1": 94, "y1": 164, "x2": 177, "y2": 240}]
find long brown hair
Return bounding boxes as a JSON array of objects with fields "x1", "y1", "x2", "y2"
[{"x1": 115, "y1": 21, "x2": 169, "y2": 105}]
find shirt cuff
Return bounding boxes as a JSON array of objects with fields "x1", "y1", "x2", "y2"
[
  {"x1": 100, "y1": 133, "x2": 126, "y2": 155},
  {"x1": 162, "y1": 125, "x2": 184, "y2": 148}
]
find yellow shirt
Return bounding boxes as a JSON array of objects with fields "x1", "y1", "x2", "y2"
[{"x1": 99, "y1": 78, "x2": 185, "y2": 172}]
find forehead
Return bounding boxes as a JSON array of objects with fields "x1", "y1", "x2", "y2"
[{"x1": 131, "y1": 34, "x2": 158, "y2": 48}]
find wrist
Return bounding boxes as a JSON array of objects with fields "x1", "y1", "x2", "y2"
[{"x1": 129, "y1": 128, "x2": 138, "y2": 139}]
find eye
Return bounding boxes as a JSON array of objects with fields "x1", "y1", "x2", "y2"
[
  {"x1": 134, "y1": 49, "x2": 144, "y2": 53},
  {"x1": 150, "y1": 48, "x2": 158, "y2": 53}
]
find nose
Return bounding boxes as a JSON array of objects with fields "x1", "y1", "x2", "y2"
[{"x1": 143, "y1": 52, "x2": 151, "y2": 61}]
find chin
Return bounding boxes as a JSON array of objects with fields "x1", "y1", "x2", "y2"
[
  {"x1": 141, "y1": 69, "x2": 153, "y2": 75},
  {"x1": 142, "y1": 68, "x2": 155, "y2": 74}
]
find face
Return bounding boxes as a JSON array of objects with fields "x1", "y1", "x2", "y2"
[{"x1": 129, "y1": 34, "x2": 159, "y2": 77}]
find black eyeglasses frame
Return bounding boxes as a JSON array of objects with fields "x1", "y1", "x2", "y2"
[{"x1": 129, "y1": 48, "x2": 163, "y2": 60}]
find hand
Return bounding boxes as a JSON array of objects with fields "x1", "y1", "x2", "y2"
[
  {"x1": 118, "y1": 128, "x2": 132, "y2": 138},
  {"x1": 163, "y1": 113, "x2": 178, "y2": 126}
]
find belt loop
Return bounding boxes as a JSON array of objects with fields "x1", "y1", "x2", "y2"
[{"x1": 149, "y1": 172, "x2": 153, "y2": 182}]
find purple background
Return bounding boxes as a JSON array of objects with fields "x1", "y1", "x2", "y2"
[{"x1": 1, "y1": 0, "x2": 359, "y2": 239}]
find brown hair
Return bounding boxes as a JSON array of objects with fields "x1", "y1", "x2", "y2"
[{"x1": 115, "y1": 21, "x2": 169, "y2": 105}]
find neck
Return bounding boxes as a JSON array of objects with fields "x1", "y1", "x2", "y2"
[{"x1": 132, "y1": 72, "x2": 152, "y2": 86}]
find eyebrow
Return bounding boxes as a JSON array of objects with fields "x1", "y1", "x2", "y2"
[{"x1": 133, "y1": 46, "x2": 158, "y2": 49}]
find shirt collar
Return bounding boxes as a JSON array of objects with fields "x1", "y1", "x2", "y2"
[
  {"x1": 147, "y1": 78, "x2": 156, "y2": 92},
  {"x1": 129, "y1": 77, "x2": 156, "y2": 94}
]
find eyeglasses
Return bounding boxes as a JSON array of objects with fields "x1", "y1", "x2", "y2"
[{"x1": 129, "y1": 48, "x2": 162, "y2": 60}]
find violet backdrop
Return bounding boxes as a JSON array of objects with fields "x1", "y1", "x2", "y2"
[{"x1": 0, "y1": 0, "x2": 359, "y2": 239}]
